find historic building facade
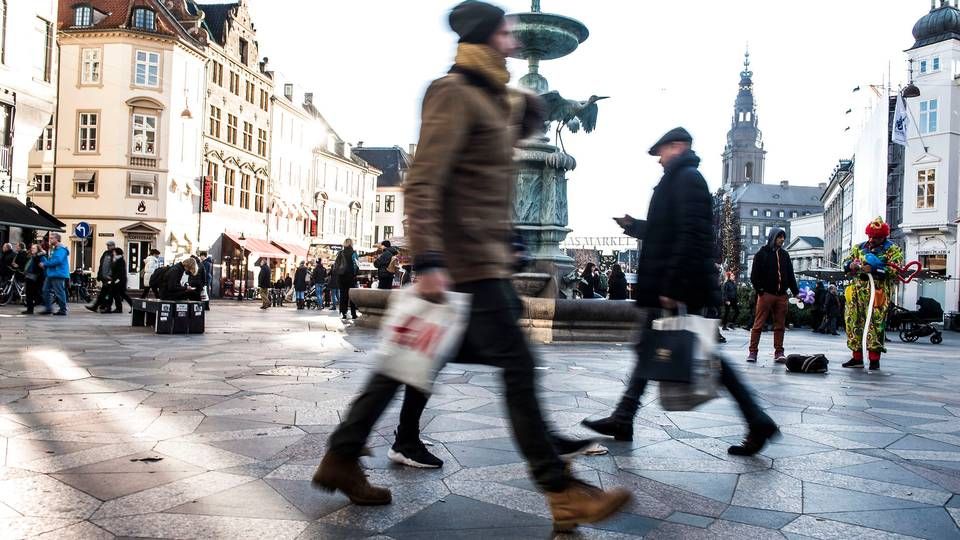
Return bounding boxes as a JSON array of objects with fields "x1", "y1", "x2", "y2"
[
  {"x1": 0, "y1": 0, "x2": 62, "y2": 244},
  {"x1": 353, "y1": 145, "x2": 413, "y2": 246},
  {"x1": 721, "y1": 50, "x2": 766, "y2": 191},
  {"x1": 50, "y1": 0, "x2": 206, "y2": 281}
]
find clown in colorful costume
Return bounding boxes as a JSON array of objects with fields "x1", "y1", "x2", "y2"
[{"x1": 842, "y1": 218, "x2": 903, "y2": 370}]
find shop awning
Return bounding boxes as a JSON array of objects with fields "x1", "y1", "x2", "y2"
[
  {"x1": 224, "y1": 233, "x2": 289, "y2": 260},
  {"x1": 0, "y1": 195, "x2": 64, "y2": 231},
  {"x1": 272, "y1": 241, "x2": 308, "y2": 259}
]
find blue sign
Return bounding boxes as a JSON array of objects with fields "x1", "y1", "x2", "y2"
[{"x1": 74, "y1": 222, "x2": 91, "y2": 239}]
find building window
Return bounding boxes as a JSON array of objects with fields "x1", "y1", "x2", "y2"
[
  {"x1": 920, "y1": 59, "x2": 928, "y2": 74},
  {"x1": 255, "y1": 177, "x2": 265, "y2": 212},
  {"x1": 745, "y1": 162, "x2": 754, "y2": 181},
  {"x1": 77, "y1": 112, "x2": 98, "y2": 152},
  {"x1": 74, "y1": 172, "x2": 96, "y2": 194},
  {"x1": 242, "y1": 122, "x2": 253, "y2": 151},
  {"x1": 134, "y1": 50, "x2": 160, "y2": 87},
  {"x1": 375, "y1": 195, "x2": 380, "y2": 212},
  {"x1": 260, "y1": 89, "x2": 269, "y2": 112},
  {"x1": 36, "y1": 18, "x2": 53, "y2": 82},
  {"x1": 245, "y1": 81, "x2": 255, "y2": 104},
  {"x1": 917, "y1": 169, "x2": 936, "y2": 209},
  {"x1": 129, "y1": 174, "x2": 155, "y2": 196},
  {"x1": 74, "y1": 6, "x2": 93, "y2": 27},
  {"x1": 36, "y1": 120, "x2": 53, "y2": 151},
  {"x1": 791, "y1": 211, "x2": 798, "y2": 218},
  {"x1": 131, "y1": 8, "x2": 155, "y2": 31},
  {"x1": 80, "y1": 48, "x2": 101, "y2": 84},
  {"x1": 229, "y1": 72, "x2": 240, "y2": 95},
  {"x1": 224, "y1": 169, "x2": 235, "y2": 205},
  {"x1": 751, "y1": 208, "x2": 758, "y2": 217},
  {"x1": 207, "y1": 161, "x2": 219, "y2": 202},
  {"x1": 383, "y1": 226, "x2": 394, "y2": 240},
  {"x1": 257, "y1": 129, "x2": 267, "y2": 157},
  {"x1": 32, "y1": 174, "x2": 52, "y2": 193},
  {"x1": 239, "y1": 38, "x2": 249, "y2": 65},
  {"x1": 385, "y1": 195, "x2": 395, "y2": 213},
  {"x1": 131, "y1": 113, "x2": 157, "y2": 155},
  {"x1": 920, "y1": 99, "x2": 938, "y2": 134},
  {"x1": 240, "y1": 173, "x2": 251, "y2": 209},
  {"x1": 208, "y1": 106, "x2": 221, "y2": 138},
  {"x1": 211, "y1": 61, "x2": 223, "y2": 86},
  {"x1": 933, "y1": 56, "x2": 941, "y2": 71},
  {"x1": 226, "y1": 114, "x2": 237, "y2": 145},
  {"x1": 778, "y1": 210, "x2": 784, "y2": 218},
  {"x1": 751, "y1": 225, "x2": 760, "y2": 236},
  {"x1": 764, "y1": 209, "x2": 771, "y2": 217},
  {"x1": 752, "y1": 238, "x2": 759, "y2": 245}
]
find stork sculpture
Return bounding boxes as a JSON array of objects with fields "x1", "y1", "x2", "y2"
[{"x1": 540, "y1": 91, "x2": 609, "y2": 153}]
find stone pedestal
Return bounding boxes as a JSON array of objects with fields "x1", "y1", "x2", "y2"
[{"x1": 514, "y1": 137, "x2": 577, "y2": 298}]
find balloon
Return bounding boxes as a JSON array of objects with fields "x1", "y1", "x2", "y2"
[{"x1": 798, "y1": 286, "x2": 815, "y2": 305}]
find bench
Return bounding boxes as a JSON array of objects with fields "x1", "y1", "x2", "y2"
[{"x1": 132, "y1": 299, "x2": 207, "y2": 334}]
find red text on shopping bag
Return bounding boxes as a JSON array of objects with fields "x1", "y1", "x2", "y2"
[{"x1": 387, "y1": 315, "x2": 447, "y2": 357}]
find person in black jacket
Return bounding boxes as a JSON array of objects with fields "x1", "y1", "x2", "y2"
[
  {"x1": 87, "y1": 240, "x2": 116, "y2": 312},
  {"x1": 311, "y1": 259, "x2": 327, "y2": 309},
  {"x1": 581, "y1": 127, "x2": 778, "y2": 457},
  {"x1": 258, "y1": 260, "x2": 271, "y2": 309},
  {"x1": 578, "y1": 262, "x2": 600, "y2": 299},
  {"x1": 607, "y1": 264, "x2": 629, "y2": 300},
  {"x1": 817, "y1": 284, "x2": 841, "y2": 335},
  {"x1": 159, "y1": 257, "x2": 200, "y2": 301},
  {"x1": 810, "y1": 281, "x2": 826, "y2": 332},
  {"x1": 333, "y1": 239, "x2": 358, "y2": 319},
  {"x1": 721, "y1": 273, "x2": 740, "y2": 330},
  {"x1": 293, "y1": 261, "x2": 309, "y2": 310},
  {"x1": 748, "y1": 228, "x2": 799, "y2": 363},
  {"x1": 109, "y1": 248, "x2": 133, "y2": 312},
  {"x1": 21, "y1": 244, "x2": 45, "y2": 314},
  {"x1": 374, "y1": 241, "x2": 398, "y2": 290}
]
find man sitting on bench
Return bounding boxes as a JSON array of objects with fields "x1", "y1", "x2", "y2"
[{"x1": 158, "y1": 257, "x2": 201, "y2": 301}]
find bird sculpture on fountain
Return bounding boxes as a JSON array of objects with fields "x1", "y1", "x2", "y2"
[{"x1": 540, "y1": 92, "x2": 609, "y2": 153}]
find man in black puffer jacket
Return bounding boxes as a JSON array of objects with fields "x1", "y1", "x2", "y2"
[
  {"x1": 582, "y1": 127, "x2": 778, "y2": 457},
  {"x1": 748, "y1": 228, "x2": 799, "y2": 363}
]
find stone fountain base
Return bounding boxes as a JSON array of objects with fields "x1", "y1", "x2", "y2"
[{"x1": 350, "y1": 287, "x2": 639, "y2": 344}]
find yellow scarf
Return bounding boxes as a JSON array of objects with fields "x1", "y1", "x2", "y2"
[{"x1": 454, "y1": 43, "x2": 510, "y2": 88}]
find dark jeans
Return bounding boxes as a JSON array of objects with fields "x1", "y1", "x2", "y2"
[
  {"x1": 327, "y1": 279, "x2": 567, "y2": 492},
  {"x1": 111, "y1": 284, "x2": 133, "y2": 310},
  {"x1": 24, "y1": 279, "x2": 42, "y2": 311},
  {"x1": 818, "y1": 315, "x2": 838, "y2": 334},
  {"x1": 339, "y1": 284, "x2": 357, "y2": 317},
  {"x1": 721, "y1": 302, "x2": 739, "y2": 328},
  {"x1": 377, "y1": 273, "x2": 394, "y2": 290},
  {"x1": 42, "y1": 277, "x2": 68, "y2": 313},
  {"x1": 92, "y1": 279, "x2": 110, "y2": 308},
  {"x1": 613, "y1": 308, "x2": 771, "y2": 428}
]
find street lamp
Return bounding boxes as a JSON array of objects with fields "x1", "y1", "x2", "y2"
[{"x1": 237, "y1": 232, "x2": 246, "y2": 302}]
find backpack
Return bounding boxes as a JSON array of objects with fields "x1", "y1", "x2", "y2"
[
  {"x1": 785, "y1": 354, "x2": 829, "y2": 374},
  {"x1": 387, "y1": 255, "x2": 399, "y2": 274},
  {"x1": 149, "y1": 264, "x2": 172, "y2": 290}
]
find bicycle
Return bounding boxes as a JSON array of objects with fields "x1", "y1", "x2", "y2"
[{"x1": 0, "y1": 275, "x2": 26, "y2": 306}]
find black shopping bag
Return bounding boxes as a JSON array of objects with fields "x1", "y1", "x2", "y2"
[{"x1": 636, "y1": 328, "x2": 696, "y2": 383}]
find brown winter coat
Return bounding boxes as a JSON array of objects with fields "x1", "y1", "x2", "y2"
[{"x1": 405, "y1": 47, "x2": 541, "y2": 285}]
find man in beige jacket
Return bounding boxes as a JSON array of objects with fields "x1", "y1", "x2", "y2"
[{"x1": 312, "y1": 1, "x2": 630, "y2": 531}]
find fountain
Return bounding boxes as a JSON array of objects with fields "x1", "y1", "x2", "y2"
[{"x1": 509, "y1": 0, "x2": 596, "y2": 298}]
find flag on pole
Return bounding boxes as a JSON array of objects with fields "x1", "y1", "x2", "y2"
[{"x1": 892, "y1": 93, "x2": 909, "y2": 147}]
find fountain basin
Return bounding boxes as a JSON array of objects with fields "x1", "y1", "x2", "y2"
[{"x1": 510, "y1": 13, "x2": 589, "y2": 60}]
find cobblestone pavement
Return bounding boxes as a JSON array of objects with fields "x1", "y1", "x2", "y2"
[{"x1": 0, "y1": 301, "x2": 959, "y2": 539}]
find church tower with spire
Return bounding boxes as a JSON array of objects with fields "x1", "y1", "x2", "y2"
[{"x1": 722, "y1": 49, "x2": 766, "y2": 190}]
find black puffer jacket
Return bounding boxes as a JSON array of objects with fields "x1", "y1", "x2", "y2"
[
  {"x1": 294, "y1": 266, "x2": 308, "y2": 291},
  {"x1": 633, "y1": 149, "x2": 718, "y2": 310},
  {"x1": 750, "y1": 228, "x2": 799, "y2": 297},
  {"x1": 258, "y1": 264, "x2": 271, "y2": 288}
]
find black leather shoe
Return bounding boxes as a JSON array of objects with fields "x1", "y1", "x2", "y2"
[
  {"x1": 842, "y1": 358, "x2": 864, "y2": 368},
  {"x1": 581, "y1": 416, "x2": 633, "y2": 442},
  {"x1": 728, "y1": 423, "x2": 779, "y2": 456}
]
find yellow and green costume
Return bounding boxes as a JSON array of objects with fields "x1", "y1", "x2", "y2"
[{"x1": 843, "y1": 239, "x2": 903, "y2": 355}]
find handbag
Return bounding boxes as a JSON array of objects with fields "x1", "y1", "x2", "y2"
[
  {"x1": 637, "y1": 306, "x2": 716, "y2": 383},
  {"x1": 375, "y1": 287, "x2": 472, "y2": 393}
]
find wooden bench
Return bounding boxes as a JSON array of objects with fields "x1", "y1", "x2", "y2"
[{"x1": 132, "y1": 299, "x2": 207, "y2": 334}]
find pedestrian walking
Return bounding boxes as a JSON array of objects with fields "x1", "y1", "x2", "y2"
[
  {"x1": 294, "y1": 261, "x2": 309, "y2": 310},
  {"x1": 258, "y1": 260, "x2": 271, "y2": 310},
  {"x1": 311, "y1": 259, "x2": 327, "y2": 309},
  {"x1": 203, "y1": 254, "x2": 214, "y2": 297},
  {"x1": 607, "y1": 264, "x2": 629, "y2": 300},
  {"x1": 817, "y1": 284, "x2": 841, "y2": 335},
  {"x1": 141, "y1": 249, "x2": 161, "y2": 299},
  {"x1": 333, "y1": 239, "x2": 359, "y2": 320},
  {"x1": 581, "y1": 127, "x2": 779, "y2": 457},
  {"x1": 21, "y1": 244, "x2": 45, "y2": 315},
  {"x1": 38, "y1": 233, "x2": 70, "y2": 316},
  {"x1": 109, "y1": 248, "x2": 133, "y2": 313},
  {"x1": 841, "y1": 218, "x2": 903, "y2": 370},
  {"x1": 88, "y1": 240, "x2": 116, "y2": 312},
  {"x1": 747, "y1": 228, "x2": 799, "y2": 363},
  {"x1": 313, "y1": 2, "x2": 631, "y2": 531},
  {"x1": 721, "y1": 272, "x2": 740, "y2": 330},
  {"x1": 374, "y1": 241, "x2": 399, "y2": 290}
]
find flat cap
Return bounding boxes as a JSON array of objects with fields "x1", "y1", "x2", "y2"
[{"x1": 648, "y1": 127, "x2": 693, "y2": 155}]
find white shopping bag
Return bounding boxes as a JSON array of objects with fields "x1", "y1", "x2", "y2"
[
  {"x1": 375, "y1": 287, "x2": 472, "y2": 393},
  {"x1": 651, "y1": 313, "x2": 720, "y2": 412}
]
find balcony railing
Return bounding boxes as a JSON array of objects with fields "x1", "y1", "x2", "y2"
[
  {"x1": 130, "y1": 156, "x2": 157, "y2": 168},
  {"x1": 0, "y1": 145, "x2": 11, "y2": 174}
]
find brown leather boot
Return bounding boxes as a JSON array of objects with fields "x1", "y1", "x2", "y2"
[
  {"x1": 312, "y1": 451, "x2": 391, "y2": 506},
  {"x1": 546, "y1": 479, "x2": 632, "y2": 532}
]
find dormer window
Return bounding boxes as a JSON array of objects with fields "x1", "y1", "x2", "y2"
[
  {"x1": 74, "y1": 5, "x2": 92, "y2": 27},
  {"x1": 132, "y1": 8, "x2": 155, "y2": 31}
]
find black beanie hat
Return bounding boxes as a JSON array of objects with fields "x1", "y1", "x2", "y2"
[{"x1": 449, "y1": 0, "x2": 506, "y2": 44}]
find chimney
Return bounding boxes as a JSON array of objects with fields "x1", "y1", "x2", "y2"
[
  {"x1": 304, "y1": 92, "x2": 313, "y2": 105},
  {"x1": 780, "y1": 180, "x2": 789, "y2": 188},
  {"x1": 818, "y1": 182, "x2": 827, "y2": 190},
  {"x1": 283, "y1": 83, "x2": 293, "y2": 101},
  {"x1": 408, "y1": 144, "x2": 417, "y2": 156},
  {"x1": 357, "y1": 141, "x2": 364, "y2": 148}
]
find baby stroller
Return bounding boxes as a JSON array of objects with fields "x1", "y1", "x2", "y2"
[{"x1": 888, "y1": 297, "x2": 944, "y2": 344}]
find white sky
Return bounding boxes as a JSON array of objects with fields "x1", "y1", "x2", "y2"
[{"x1": 238, "y1": 0, "x2": 931, "y2": 236}]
